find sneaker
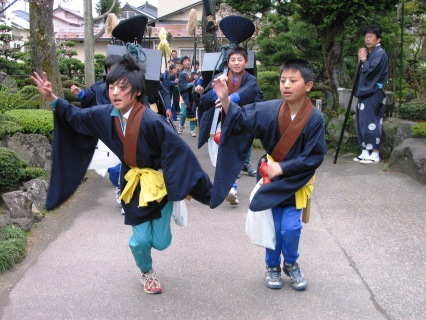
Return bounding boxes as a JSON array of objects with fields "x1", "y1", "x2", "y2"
[
  {"x1": 121, "y1": 208, "x2": 125, "y2": 215},
  {"x1": 177, "y1": 124, "x2": 183, "y2": 134},
  {"x1": 353, "y1": 149, "x2": 370, "y2": 162},
  {"x1": 283, "y1": 262, "x2": 308, "y2": 291},
  {"x1": 265, "y1": 266, "x2": 283, "y2": 289},
  {"x1": 140, "y1": 270, "x2": 163, "y2": 294},
  {"x1": 115, "y1": 187, "x2": 121, "y2": 205},
  {"x1": 360, "y1": 152, "x2": 380, "y2": 164},
  {"x1": 190, "y1": 130, "x2": 196, "y2": 137},
  {"x1": 225, "y1": 188, "x2": 239, "y2": 205},
  {"x1": 242, "y1": 163, "x2": 257, "y2": 176}
]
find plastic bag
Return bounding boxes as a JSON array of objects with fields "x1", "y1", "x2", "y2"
[
  {"x1": 172, "y1": 200, "x2": 188, "y2": 227},
  {"x1": 245, "y1": 180, "x2": 276, "y2": 250},
  {"x1": 208, "y1": 108, "x2": 221, "y2": 167}
]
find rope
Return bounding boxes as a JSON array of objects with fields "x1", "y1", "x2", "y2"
[{"x1": 125, "y1": 42, "x2": 147, "y2": 63}]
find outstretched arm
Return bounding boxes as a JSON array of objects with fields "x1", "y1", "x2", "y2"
[{"x1": 30, "y1": 72, "x2": 57, "y2": 103}]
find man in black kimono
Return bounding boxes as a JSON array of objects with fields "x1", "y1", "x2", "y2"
[{"x1": 354, "y1": 25, "x2": 388, "y2": 164}]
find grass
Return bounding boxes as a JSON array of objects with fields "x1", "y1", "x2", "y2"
[{"x1": 0, "y1": 225, "x2": 27, "y2": 273}]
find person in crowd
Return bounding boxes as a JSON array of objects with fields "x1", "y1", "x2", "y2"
[
  {"x1": 196, "y1": 46, "x2": 263, "y2": 205},
  {"x1": 177, "y1": 55, "x2": 198, "y2": 137}
]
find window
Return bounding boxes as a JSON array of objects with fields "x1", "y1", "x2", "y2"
[{"x1": 179, "y1": 48, "x2": 205, "y2": 70}]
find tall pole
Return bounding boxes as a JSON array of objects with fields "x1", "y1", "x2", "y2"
[{"x1": 399, "y1": 1, "x2": 404, "y2": 105}]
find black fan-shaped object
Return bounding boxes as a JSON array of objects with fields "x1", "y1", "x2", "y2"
[
  {"x1": 112, "y1": 15, "x2": 148, "y2": 45},
  {"x1": 219, "y1": 16, "x2": 255, "y2": 45}
]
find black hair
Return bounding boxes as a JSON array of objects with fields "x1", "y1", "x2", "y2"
[
  {"x1": 104, "y1": 54, "x2": 124, "y2": 74},
  {"x1": 106, "y1": 55, "x2": 145, "y2": 102},
  {"x1": 364, "y1": 25, "x2": 382, "y2": 38},
  {"x1": 181, "y1": 55, "x2": 191, "y2": 64},
  {"x1": 226, "y1": 46, "x2": 248, "y2": 62},
  {"x1": 169, "y1": 64, "x2": 176, "y2": 70},
  {"x1": 279, "y1": 58, "x2": 313, "y2": 83}
]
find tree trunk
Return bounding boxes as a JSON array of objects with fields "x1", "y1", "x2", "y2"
[
  {"x1": 84, "y1": 0, "x2": 95, "y2": 87},
  {"x1": 29, "y1": 0, "x2": 63, "y2": 110},
  {"x1": 323, "y1": 25, "x2": 351, "y2": 109},
  {"x1": 201, "y1": 0, "x2": 217, "y2": 53}
]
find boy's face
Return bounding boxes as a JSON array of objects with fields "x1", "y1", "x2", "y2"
[
  {"x1": 228, "y1": 53, "x2": 247, "y2": 76},
  {"x1": 175, "y1": 63, "x2": 182, "y2": 72},
  {"x1": 280, "y1": 69, "x2": 313, "y2": 105},
  {"x1": 182, "y1": 58, "x2": 191, "y2": 69},
  {"x1": 108, "y1": 79, "x2": 140, "y2": 114}
]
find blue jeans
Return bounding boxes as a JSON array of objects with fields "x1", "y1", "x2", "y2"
[
  {"x1": 129, "y1": 201, "x2": 173, "y2": 272},
  {"x1": 180, "y1": 101, "x2": 196, "y2": 131},
  {"x1": 265, "y1": 206, "x2": 302, "y2": 266}
]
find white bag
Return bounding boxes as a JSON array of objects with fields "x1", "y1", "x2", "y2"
[
  {"x1": 245, "y1": 180, "x2": 276, "y2": 250},
  {"x1": 172, "y1": 200, "x2": 188, "y2": 227},
  {"x1": 208, "y1": 108, "x2": 221, "y2": 167}
]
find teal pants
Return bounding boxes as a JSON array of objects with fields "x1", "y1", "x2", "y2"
[
  {"x1": 129, "y1": 201, "x2": 173, "y2": 272},
  {"x1": 179, "y1": 101, "x2": 196, "y2": 131}
]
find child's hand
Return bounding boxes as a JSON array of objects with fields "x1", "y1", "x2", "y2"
[
  {"x1": 30, "y1": 72, "x2": 57, "y2": 102},
  {"x1": 265, "y1": 162, "x2": 283, "y2": 180},
  {"x1": 212, "y1": 76, "x2": 229, "y2": 100},
  {"x1": 70, "y1": 85, "x2": 81, "y2": 94}
]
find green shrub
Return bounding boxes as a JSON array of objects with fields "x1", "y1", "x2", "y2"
[
  {"x1": 62, "y1": 79, "x2": 81, "y2": 88},
  {"x1": 15, "y1": 97, "x2": 41, "y2": 109},
  {"x1": 63, "y1": 88, "x2": 78, "y2": 102},
  {"x1": 257, "y1": 71, "x2": 281, "y2": 100},
  {"x1": 0, "y1": 114, "x2": 22, "y2": 139},
  {"x1": 0, "y1": 147, "x2": 24, "y2": 190},
  {"x1": 20, "y1": 167, "x2": 49, "y2": 182},
  {"x1": 399, "y1": 99, "x2": 426, "y2": 120},
  {"x1": 4, "y1": 109, "x2": 53, "y2": 140},
  {"x1": 0, "y1": 86, "x2": 21, "y2": 114},
  {"x1": 412, "y1": 122, "x2": 426, "y2": 138},
  {"x1": 0, "y1": 225, "x2": 27, "y2": 273},
  {"x1": 18, "y1": 85, "x2": 39, "y2": 99}
]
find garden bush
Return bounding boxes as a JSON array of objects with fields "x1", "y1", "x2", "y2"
[
  {"x1": 0, "y1": 86, "x2": 21, "y2": 114},
  {"x1": 0, "y1": 225, "x2": 27, "y2": 273},
  {"x1": 412, "y1": 122, "x2": 426, "y2": 138},
  {"x1": 399, "y1": 99, "x2": 426, "y2": 120},
  {"x1": 257, "y1": 71, "x2": 281, "y2": 100},
  {"x1": 19, "y1": 167, "x2": 49, "y2": 182},
  {"x1": 0, "y1": 147, "x2": 24, "y2": 190},
  {"x1": 4, "y1": 109, "x2": 53, "y2": 141},
  {"x1": 0, "y1": 114, "x2": 22, "y2": 139}
]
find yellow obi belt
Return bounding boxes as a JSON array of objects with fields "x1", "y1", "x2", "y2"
[{"x1": 119, "y1": 167, "x2": 167, "y2": 207}]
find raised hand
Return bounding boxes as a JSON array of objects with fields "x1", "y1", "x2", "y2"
[
  {"x1": 212, "y1": 76, "x2": 230, "y2": 113},
  {"x1": 30, "y1": 71, "x2": 57, "y2": 103}
]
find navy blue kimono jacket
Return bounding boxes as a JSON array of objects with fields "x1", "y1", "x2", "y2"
[
  {"x1": 211, "y1": 99, "x2": 326, "y2": 211},
  {"x1": 355, "y1": 44, "x2": 388, "y2": 98},
  {"x1": 47, "y1": 98, "x2": 212, "y2": 225}
]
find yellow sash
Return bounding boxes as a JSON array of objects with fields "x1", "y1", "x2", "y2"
[{"x1": 119, "y1": 167, "x2": 167, "y2": 207}]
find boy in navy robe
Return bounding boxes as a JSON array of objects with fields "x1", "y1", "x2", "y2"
[
  {"x1": 196, "y1": 46, "x2": 263, "y2": 204},
  {"x1": 31, "y1": 56, "x2": 212, "y2": 295},
  {"x1": 210, "y1": 58, "x2": 326, "y2": 291}
]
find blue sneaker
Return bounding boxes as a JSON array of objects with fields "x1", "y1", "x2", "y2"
[
  {"x1": 265, "y1": 266, "x2": 283, "y2": 289},
  {"x1": 283, "y1": 262, "x2": 308, "y2": 291}
]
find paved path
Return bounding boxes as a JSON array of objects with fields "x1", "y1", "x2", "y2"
[{"x1": 0, "y1": 130, "x2": 425, "y2": 320}]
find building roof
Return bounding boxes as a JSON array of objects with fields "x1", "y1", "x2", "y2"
[{"x1": 149, "y1": 1, "x2": 202, "y2": 24}]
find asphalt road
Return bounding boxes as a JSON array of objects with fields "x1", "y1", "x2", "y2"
[{"x1": 0, "y1": 129, "x2": 425, "y2": 320}]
